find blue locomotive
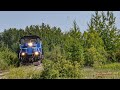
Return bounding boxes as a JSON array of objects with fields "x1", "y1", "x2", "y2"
[{"x1": 18, "y1": 35, "x2": 43, "y2": 65}]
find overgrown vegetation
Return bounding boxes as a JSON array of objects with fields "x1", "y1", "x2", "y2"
[
  {"x1": 1, "y1": 11, "x2": 120, "y2": 79},
  {"x1": 0, "y1": 47, "x2": 19, "y2": 70},
  {"x1": 40, "y1": 59, "x2": 83, "y2": 79},
  {"x1": 3, "y1": 66, "x2": 43, "y2": 79},
  {"x1": 4, "y1": 62, "x2": 120, "y2": 79}
]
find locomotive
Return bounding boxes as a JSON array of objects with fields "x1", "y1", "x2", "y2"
[{"x1": 18, "y1": 35, "x2": 43, "y2": 65}]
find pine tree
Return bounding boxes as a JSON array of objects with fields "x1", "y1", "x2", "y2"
[
  {"x1": 65, "y1": 21, "x2": 84, "y2": 65},
  {"x1": 87, "y1": 11, "x2": 120, "y2": 62}
]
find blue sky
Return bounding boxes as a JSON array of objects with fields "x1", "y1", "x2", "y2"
[{"x1": 0, "y1": 11, "x2": 120, "y2": 33}]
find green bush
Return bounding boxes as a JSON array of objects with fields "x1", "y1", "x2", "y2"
[
  {"x1": 41, "y1": 59, "x2": 59, "y2": 79},
  {"x1": 116, "y1": 51, "x2": 120, "y2": 61},
  {"x1": 45, "y1": 46, "x2": 65, "y2": 62},
  {"x1": 64, "y1": 36, "x2": 84, "y2": 66},
  {"x1": 84, "y1": 47, "x2": 107, "y2": 67},
  {"x1": 41, "y1": 59, "x2": 83, "y2": 79},
  {"x1": 111, "y1": 50, "x2": 120, "y2": 62},
  {"x1": 0, "y1": 58, "x2": 8, "y2": 70},
  {"x1": 0, "y1": 48, "x2": 19, "y2": 70}
]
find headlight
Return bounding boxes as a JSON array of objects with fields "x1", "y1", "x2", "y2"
[
  {"x1": 21, "y1": 52, "x2": 25, "y2": 56},
  {"x1": 34, "y1": 52, "x2": 39, "y2": 55},
  {"x1": 28, "y1": 42, "x2": 33, "y2": 47}
]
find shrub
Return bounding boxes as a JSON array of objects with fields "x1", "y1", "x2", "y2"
[
  {"x1": 0, "y1": 58, "x2": 8, "y2": 70},
  {"x1": 0, "y1": 48, "x2": 19, "y2": 70},
  {"x1": 45, "y1": 46, "x2": 65, "y2": 61},
  {"x1": 84, "y1": 47, "x2": 107, "y2": 67},
  {"x1": 112, "y1": 50, "x2": 120, "y2": 62},
  {"x1": 41, "y1": 59, "x2": 59, "y2": 79},
  {"x1": 41, "y1": 59, "x2": 83, "y2": 79}
]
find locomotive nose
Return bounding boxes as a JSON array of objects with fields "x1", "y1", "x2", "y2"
[{"x1": 27, "y1": 47, "x2": 33, "y2": 55}]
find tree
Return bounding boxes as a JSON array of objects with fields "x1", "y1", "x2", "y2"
[
  {"x1": 64, "y1": 21, "x2": 84, "y2": 65},
  {"x1": 83, "y1": 15, "x2": 108, "y2": 66},
  {"x1": 88, "y1": 11, "x2": 120, "y2": 52}
]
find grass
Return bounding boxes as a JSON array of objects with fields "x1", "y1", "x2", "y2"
[
  {"x1": 80, "y1": 63, "x2": 120, "y2": 79},
  {"x1": 94, "y1": 63, "x2": 120, "y2": 70},
  {"x1": 2, "y1": 62, "x2": 120, "y2": 79},
  {"x1": 80, "y1": 67, "x2": 120, "y2": 79},
  {"x1": 3, "y1": 65, "x2": 43, "y2": 79}
]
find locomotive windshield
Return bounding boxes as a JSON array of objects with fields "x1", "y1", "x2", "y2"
[{"x1": 20, "y1": 37, "x2": 40, "y2": 45}]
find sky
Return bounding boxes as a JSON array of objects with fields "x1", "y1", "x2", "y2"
[{"x1": 0, "y1": 11, "x2": 120, "y2": 33}]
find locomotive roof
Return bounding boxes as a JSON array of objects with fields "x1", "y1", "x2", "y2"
[{"x1": 20, "y1": 35, "x2": 41, "y2": 40}]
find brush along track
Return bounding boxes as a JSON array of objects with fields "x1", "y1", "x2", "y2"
[{"x1": 0, "y1": 63, "x2": 43, "y2": 79}]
